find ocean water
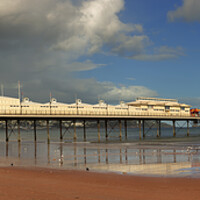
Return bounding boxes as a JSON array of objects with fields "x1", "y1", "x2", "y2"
[{"x1": 1, "y1": 126, "x2": 200, "y2": 177}]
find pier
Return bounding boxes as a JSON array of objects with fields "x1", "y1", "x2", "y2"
[
  {"x1": 1, "y1": 114, "x2": 200, "y2": 143},
  {"x1": 0, "y1": 95, "x2": 199, "y2": 142}
]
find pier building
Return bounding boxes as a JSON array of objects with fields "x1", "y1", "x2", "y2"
[{"x1": 0, "y1": 95, "x2": 198, "y2": 143}]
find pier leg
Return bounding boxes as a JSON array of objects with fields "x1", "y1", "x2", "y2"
[
  {"x1": 124, "y1": 120, "x2": 127, "y2": 140},
  {"x1": 47, "y1": 120, "x2": 50, "y2": 144},
  {"x1": 34, "y1": 120, "x2": 37, "y2": 142},
  {"x1": 106, "y1": 149, "x2": 108, "y2": 164},
  {"x1": 105, "y1": 120, "x2": 108, "y2": 140},
  {"x1": 59, "y1": 120, "x2": 63, "y2": 140},
  {"x1": 173, "y1": 120, "x2": 176, "y2": 137},
  {"x1": 139, "y1": 120, "x2": 142, "y2": 140},
  {"x1": 125, "y1": 148, "x2": 128, "y2": 164},
  {"x1": 159, "y1": 120, "x2": 161, "y2": 137},
  {"x1": 17, "y1": 120, "x2": 21, "y2": 143},
  {"x1": 97, "y1": 120, "x2": 100, "y2": 142},
  {"x1": 143, "y1": 149, "x2": 146, "y2": 164},
  {"x1": 157, "y1": 120, "x2": 159, "y2": 138},
  {"x1": 187, "y1": 120, "x2": 189, "y2": 137},
  {"x1": 5, "y1": 120, "x2": 8, "y2": 142},
  {"x1": 83, "y1": 120, "x2": 86, "y2": 141},
  {"x1": 84, "y1": 148, "x2": 86, "y2": 165},
  {"x1": 120, "y1": 148, "x2": 122, "y2": 164},
  {"x1": 119, "y1": 120, "x2": 122, "y2": 141},
  {"x1": 157, "y1": 120, "x2": 161, "y2": 138},
  {"x1": 73, "y1": 120, "x2": 77, "y2": 140},
  {"x1": 98, "y1": 149, "x2": 101, "y2": 163},
  {"x1": 6, "y1": 142, "x2": 8, "y2": 157},
  {"x1": 142, "y1": 120, "x2": 145, "y2": 138},
  {"x1": 18, "y1": 142, "x2": 21, "y2": 158}
]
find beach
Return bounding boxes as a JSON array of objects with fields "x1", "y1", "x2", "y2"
[
  {"x1": 0, "y1": 167, "x2": 200, "y2": 200},
  {"x1": 0, "y1": 128, "x2": 200, "y2": 199}
]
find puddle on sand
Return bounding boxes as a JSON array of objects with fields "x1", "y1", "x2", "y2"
[{"x1": 0, "y1": 141, "x2": 200, "y2": 177}]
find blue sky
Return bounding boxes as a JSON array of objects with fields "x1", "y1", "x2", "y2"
[
  {"x1": 79, "y1": 0, "x2": 200, "y2": 103},
  {"x1": 1, "y1": 0, "x2": 200, "y2": 106}
]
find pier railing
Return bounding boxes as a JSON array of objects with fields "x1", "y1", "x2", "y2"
[{"x1": 0, "y1": 109, "x2": 192, "y2": 118}]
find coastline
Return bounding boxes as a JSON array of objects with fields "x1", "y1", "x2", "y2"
[{"x1": 0, "y1": 166, "x2": 200, "y2": 200}]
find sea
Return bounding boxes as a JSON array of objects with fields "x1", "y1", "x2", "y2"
[{"x1": 1, "y1": 125, "x2": 200, "y2": 177}]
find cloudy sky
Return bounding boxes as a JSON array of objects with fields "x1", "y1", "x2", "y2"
[{"x1": 1, "y1": 0, "x2": 200, "y2": 106}]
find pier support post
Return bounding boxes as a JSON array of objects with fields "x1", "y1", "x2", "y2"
[
  {"x1": 119, "y1": 120, "x2": 122, "y2": 141},
  {"x1": 173, "y1": 120, "x2": 176, "y2": 137},
  {"x1": 73, "y1": 120, "x2": 77, "y2": 140},
  {"x1": 142, "y1": 120, "x2": 145, "y2": 138},
  {"x1": 139, "y1": 120, "x2": 142, "y2": 140},
  {"x1": 5, "y1": 120, "x2": 8, "y2": 142},
  {"x1": 97, "y1": 120, "x2": 100, "y2": 142},
  {"x1": 34, "y1": 120, "x2": 37, "y2": 142},
  {"x1": 105, "y1": 120, "x2": 108, "y2": 140},
  {"x1": 18, "y1": 142, "x2": 21, "y2": 158},
  {"x1": 17, "y1": 120, "x2": 21, "y2": 143},
  {"x1": 47, "y1": 120, "x2": 50, "y2": 144},
  {"x1": 83, "y1": 120, "x2": 86, "y2": 141},
  {"x1": 124, "y1": 120, "x2": 127, "y2": 140},
  {"x1": 59, "y1": 120, "x2": 63, "y2": 140},
  {"x1": 187, "y1": 120, "x2": 189, "y2": 137},
  {"x1": 157, "y1": 120, "x2": 161, "y2": 137}
]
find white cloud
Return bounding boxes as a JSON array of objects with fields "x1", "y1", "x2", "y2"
[
  {"x1": 101, "y1": 84, "x2": 157, "y2": 103},
  {"x1": 168, "y1": 0, "x2": 200, "y2": 22},
  {"x1": 22, "y1": 78, "x2": 157, "y2": 104}
]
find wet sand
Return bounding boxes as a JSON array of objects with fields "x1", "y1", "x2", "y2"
[{"x1": 0, "y1": 167, "x2": 200, "y2": 200}]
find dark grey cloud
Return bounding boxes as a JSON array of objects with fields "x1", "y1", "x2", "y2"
[{"x1": 168, "y1": 0, "x2": 200, "y2": 22}]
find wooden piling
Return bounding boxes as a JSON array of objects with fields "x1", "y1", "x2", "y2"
[
  {"x1": 139, "y1": 120, "x2": 142, "y2": 140},
  {"x1": 157, "y1": 120, "x2": 161, "y2": 137},
  {"x1": 173, "y1": 120, "x2": 176, "y2": 137},
  {"x1": 59, "y1": 120, "x2": 63, "y2": 140},
  {"x1": 17, "y1": 120, "x2": 21, "y2": 143},
  {"x1": 18, "y1": 142, "x2": 21, "y2": 158},
  {"x1": 142, "y1": 120, "x2": 145, "y2": 138},
  {"x1": 5, "y1": 120, "x2": 8, "y2": 142},
  {"x1": 187, "y1": 120, "x2": 189, "y2": 136},
  {"x1": 73, "y1": 120, "x2": 77, "y2": 140},
  {"x1": 34, "y1": 120, "x2": 37, "y2": 142},
  {"x1": 83, "y1": 120, "x2": 86, "y2": 141},
  {"x1": 97, "y1": 120, "x2": 100, "y2": 142},
  {"x1": 124, "y1": 120, "x2": 127, "y2": 140},
  {"x1": 119, "y1": 120, "x2": 122, "y2": 141},
  {"x1": 47, "y1": 120, "x2": 50, "y2": 144},
  {"x1": 105, "y1": 120, "x2": 108, "y2": 140}
]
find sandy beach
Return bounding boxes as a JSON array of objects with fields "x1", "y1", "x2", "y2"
[{"x1": 0, "y1": 167, "x2": 199, "y2": 200}]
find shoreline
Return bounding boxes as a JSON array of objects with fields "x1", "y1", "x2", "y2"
[{"x1": 0, "y1": 166, "x2": 200, "y2": 200}]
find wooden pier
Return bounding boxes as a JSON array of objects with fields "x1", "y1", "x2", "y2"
[{"x1": 1, "y1": 114, "x2": 200, "y2": 143}]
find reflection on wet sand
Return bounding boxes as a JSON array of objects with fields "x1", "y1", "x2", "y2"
[{"x1": 2, "y1": 141, "x2": 200, "y2": 176}]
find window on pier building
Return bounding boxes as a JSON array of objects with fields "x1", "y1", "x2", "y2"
[
  {"x1": 181, "y1": 107, "x2": 185, "y2": 111},
  {"x1": 165, "y1": 106, "x2": 170, "y2": 110}
]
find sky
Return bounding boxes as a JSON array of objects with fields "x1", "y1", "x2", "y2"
[{"x1": 1, "y1": 0, "x2": 200, "y2": 106}]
